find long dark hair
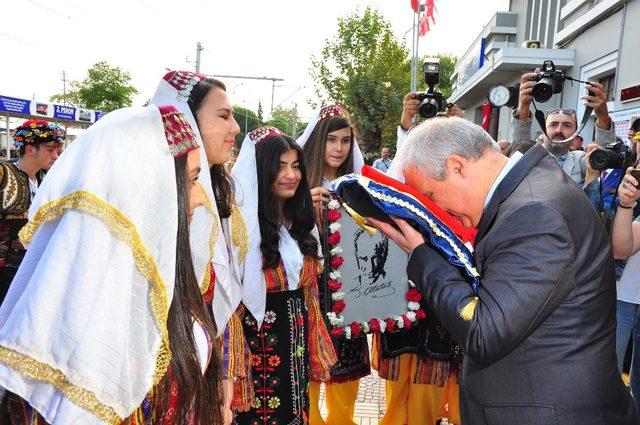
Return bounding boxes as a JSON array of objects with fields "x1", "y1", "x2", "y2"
[
  {"x1": 188, "y1": 77, "x2": 235, "y2": 218},
  {"x1": 256, "y1": 135, "x2": 318, "y2": 270},
  {"x1": 154, "y1": 155, "x2": 222, "y2": 424},
  {"x1": 303, "y1": 116, "x2": 354, "y2": 189}
]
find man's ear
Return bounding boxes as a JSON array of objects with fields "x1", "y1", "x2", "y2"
[
  {"x1": 24, "y1": 144, "x2": 36, "y2": 156},
  {"x1": 403, "y1": 163, "x2": 422, "y2": 184},
  {"x1": 445, "y1": 155, "x2": 466, "y2": 177}
]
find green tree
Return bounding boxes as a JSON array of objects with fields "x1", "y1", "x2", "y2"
[
  {"x1": 233, "y1": 106, "x2": 260, "y2": 148},
  {"x1": 264, "y1": 106, "x2": 307, "y2": 137},
  {"x1": 257, "y1": 101, "x2": 264, "y2": 124},
  {"x1": 51, "y1": 61, "x2": 138, "y2": 112},
  {"x1": 310, "y1": 7, "x2": 409, "y2": 152}
]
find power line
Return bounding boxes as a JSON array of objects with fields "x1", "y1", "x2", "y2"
[
  {"x1": 0, "y1": 32, "x2": 41, "y2": 49},
  {"x1": 56, "y1": 0, "x2": 87, "y2": 12},
  {"x1": 28, "y1": 0, "x2": 71, "y2": 19}
]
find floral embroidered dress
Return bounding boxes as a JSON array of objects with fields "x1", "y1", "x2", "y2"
[{"x1": 235, "y1": 229, "x2": 336, "y2": 425}]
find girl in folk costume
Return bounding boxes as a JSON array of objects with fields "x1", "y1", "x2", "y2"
[
  {"x1": 231, "y1": 126, "x2": 337, "y2": 424},
  {"x1": 152, "y1": 72, "x2": 251, "y2": 417},
  {"x1": 297, "y1": 104, "x2": 369, "y2": 425},
  {"x1": 0, "y1": 105, "x2": 223, "y2": 424}
]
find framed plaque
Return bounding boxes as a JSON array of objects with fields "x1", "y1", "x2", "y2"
[{"x1": 321, "y1": 197, "x2": 425, "y2": 339}]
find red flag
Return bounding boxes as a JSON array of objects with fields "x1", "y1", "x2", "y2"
[
  {"x1": 481, "y1": 103, "x2": 493, "y2": 131},
  {"x1": 418, "y1": 0, "x2": 437, "y2": 37},
  {"x1": 411, "y1": 0, "x2": 419, "y2": 12}
]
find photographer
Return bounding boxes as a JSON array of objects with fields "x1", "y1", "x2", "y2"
[
  {"x1": 513, "y1": 67, "x2": 615, "y2": 185},
  {"x1": 611, "y1": 167, "x2": 640, "y2": 413}
]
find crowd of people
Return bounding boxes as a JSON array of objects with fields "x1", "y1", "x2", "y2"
[{"x1": 0, "y1": 64, "x2": 638, "y2": 425}]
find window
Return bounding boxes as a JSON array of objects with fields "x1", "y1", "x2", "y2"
[{"x1": 599, "y1": 73, "x2": 616, "y2": 102}]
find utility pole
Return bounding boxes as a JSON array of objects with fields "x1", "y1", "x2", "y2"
[
  {"x1": 61, "y1": 71, "x2": 67, "y2": 105},
  {"x1": 410, "y1": 5, "x2": 422, "y2": 93},
  {"x1": 195, "y1": 42, "x2": 203, "y2": 73},
  {"x1": 212, "y1": 74, "x2": 284, "y2": 114},
  {"x1": 291, "y1": 103, "x2": 298, "y2": 138}
]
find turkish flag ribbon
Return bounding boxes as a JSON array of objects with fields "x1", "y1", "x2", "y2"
[{"x1": 361, "y1": 165, "x2": 477, "y2": 247}]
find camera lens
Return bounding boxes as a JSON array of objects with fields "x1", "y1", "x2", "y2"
[
  {"x1": 589, "y1": 149, "x2": 618, "y2": 171},
  {"x1": 532, "y1": 77, "x2": 555, "y2": 103},
  {"x1": 419, "y1": 98, "x2": 439, "y2": 119}
]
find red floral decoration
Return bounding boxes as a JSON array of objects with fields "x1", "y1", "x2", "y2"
[
  {"x1": 385, "y1": 317, "x2": 396, "y2": 332},
  {"x1": 416, "y1": 309, "x2": 427, "y2": 320},
  {"x1": 332, "y1": 300, "x2": 346, "y2": 314},
  {"x1": 406, "y1": 288, "x2": 422, "y2": 302},
  {"x1": 327, "y1": 209, "x2": 342, "y2": 222},
  {"x1": 350, "y1": 322, "x2": 361, "y2": 339},
  {"x1": 328, "y1": 280, "x2": 342, "y2": 292},
  {"x1": 402, "y1": 316, "x2": 412, "y2": 329},
  {"x1": 327, "y1": 232, "x2": 341, "y2": 246},
  {"x1": 369, "y1": 319, "x2": 381, "y2": 332}
]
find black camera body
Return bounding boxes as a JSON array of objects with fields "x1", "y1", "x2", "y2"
[
  {"x1": 589, "y1": 141, "x2": 635, "y2": 171},
  {"x1": 529, "y1": 60, "x2": 565, "y2": 103},
  {"x1": 415, "y1": 59, "x2": 445, "y2": 119},
  {"x1": 415, "y1": 90, "x2": 445, "y2": 120}
]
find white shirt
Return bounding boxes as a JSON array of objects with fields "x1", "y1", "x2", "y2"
[{"x1": 279, "y1": 226, "x2": 304, "y2": 290}]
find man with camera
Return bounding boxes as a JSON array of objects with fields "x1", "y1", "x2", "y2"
[{"x1": 513, "y1": 66, "x2": 615, "y2": 185}]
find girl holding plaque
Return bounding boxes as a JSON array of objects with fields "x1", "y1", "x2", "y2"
[
  {"x1": 297, "y1": 104, "x2": 369, "y2": 425},
  {"x1": 231, "y1": 126, "x2": 336, "y2": 424}
]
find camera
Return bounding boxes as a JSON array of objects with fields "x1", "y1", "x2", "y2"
[
  {"x1": 589, "y1": 141, "x2": 635, "y2": 171},
  {"x1": 414, "y1": 59, "x2": 445, "y2": 119},
  {"x1": 529, "y1": 60, "x2": 565, "y2": 103}
]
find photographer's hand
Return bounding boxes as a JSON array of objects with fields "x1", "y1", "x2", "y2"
[
  {"x1": 618, "y1": 167, "x2": 639, "y2": 208},
  {"x1": 611, "y1": 167, "x2": 640, "y2": 259},
  {"x1": 583, "y1": 81, "x2": 612, "y2": 130},
  {"x1": 401, "y1": 92, "x2": 420, "y2": 131},
  {"x1": 517, "y1": 68, "x2": 540, "y2": 120},
  {"x1": 583, "y1": 143, "x2": 600, "y2": 187}
]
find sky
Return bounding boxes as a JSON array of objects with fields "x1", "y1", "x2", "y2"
[{"x1": 2, "y1": 0, "x2": 509, "y2": 122}]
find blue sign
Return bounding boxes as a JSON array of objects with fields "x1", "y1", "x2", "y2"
[
  {"x1": 94, "y1": 111, "x2": 105, "y2": 122},
  {"x1": 0, "y1": 95, "x2": 30, "y2": 115},
  {"x1": 53, "y1": 104, "x2": 76, "y2": 121}
]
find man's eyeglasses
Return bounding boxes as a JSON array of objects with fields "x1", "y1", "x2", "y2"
[{"x1": 546, "y1": 108, "x2": 576, "y2": 116}]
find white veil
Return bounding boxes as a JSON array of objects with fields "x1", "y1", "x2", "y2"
[{"x1": 0, "y1": 106, "x2": 186, "y2": 424}]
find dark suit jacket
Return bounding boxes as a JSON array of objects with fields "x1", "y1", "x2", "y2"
[{"x1": 408, "y1": 144, "x2": 639, "y2": 425}]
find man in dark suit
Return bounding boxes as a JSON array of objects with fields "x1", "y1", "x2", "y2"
[{"x1": 370, "y1": 117, "x2": 638, "y2": 424}]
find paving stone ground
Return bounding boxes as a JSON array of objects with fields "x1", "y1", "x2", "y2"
[{"x1": 317, "y1": 336, "x2": 386, "y2": 424}]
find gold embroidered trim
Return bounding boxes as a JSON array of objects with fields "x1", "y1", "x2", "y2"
[
  {"x1": 18, "y1": 191, "x2": 171, "y2": 386},
  {"x1": 198, "y1": 181, "x2": 218, "y2": 294},
  {"x1": 0, "y1": 346, "x2": 122, "y2": 424},
  {"x1": 230, "y1": 203, "x2": 248, "y2": 264}
]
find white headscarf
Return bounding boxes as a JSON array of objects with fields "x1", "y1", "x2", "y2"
[
  {"x1": 231, "y1": 126, "x2": 286, "y2": 327},
  {"x1": 0, "y1": 105, "x2": 197, "y2": 424},
  {"x1": 151, "y1": 71, "x2": 243, "y2": 335},
  {"x1": 296, "y1": 103, "x2": 365, "y2": 180}
]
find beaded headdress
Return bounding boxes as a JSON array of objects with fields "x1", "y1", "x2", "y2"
[
  {"x1": 248, "y1": 125, "x2": 285, "y2": 147},
  {"x1": 158, "y1": 105, "x2": 200, "y2": 157},
  {"x1": 318, "y1": 103, "x2": 351, "y2": 122},
  {"x1": 162, "y1": 70, "x2": 207, "y2": 103}
]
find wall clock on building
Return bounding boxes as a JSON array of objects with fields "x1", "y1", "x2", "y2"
[{"x1": 488, "y1": 85, "x2": 511, "y2": 108}]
